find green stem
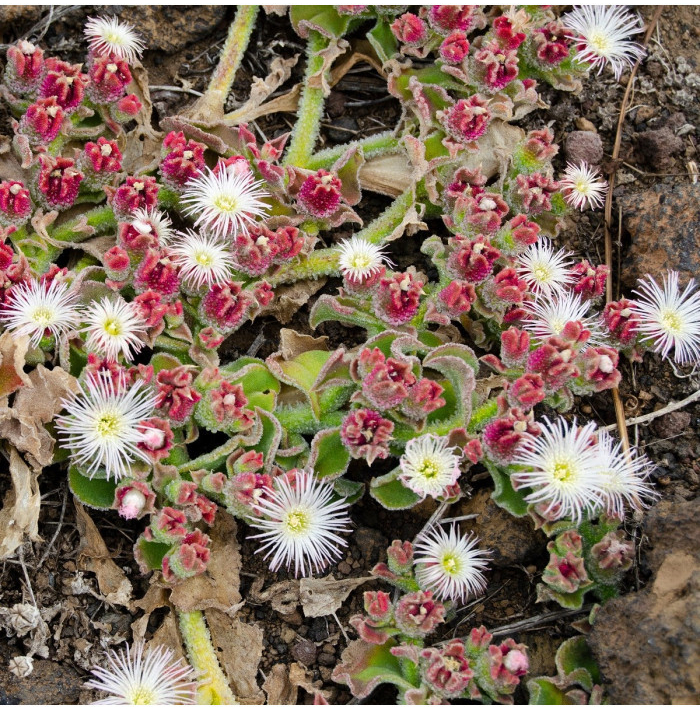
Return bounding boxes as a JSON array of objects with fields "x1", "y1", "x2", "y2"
[
  {"x1": 267, "y1": 187, "x2": 414, "y2": 286},
  {"x1": 200, "y1": 5, "x2": 259, "y2": 116},
  {"x1": 178, "y1": 610, "x2": 237, "y2": 705},
  {"x1": 283, "y1": 31, "x2": 329, "y2": 168},
  {"x1": 306, "y1": 131, "x2": 400, "y2": 171}
]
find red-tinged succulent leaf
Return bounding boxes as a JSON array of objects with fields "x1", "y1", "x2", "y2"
[
  {"x1": 332, "y1": 144, "x2": 365, "y2": 206},
  {"x1": 135, "y1": 536, "x2": 173, "y2": 572},
  {"x1": 332, "y1": 639, "x2": 415, "y2": 700},
  {"x1": 309, "y1": 427, "x2": 351, "y2": 480},
  {"x1": 309, "y1": 294, "x2": 387, "y2": 335},
  {"x1": 289, "y1": 6, "x2": 354, "y2": 39},
  {"x1": 369, "y1": 468, "x2": 422, "y2": 510}
]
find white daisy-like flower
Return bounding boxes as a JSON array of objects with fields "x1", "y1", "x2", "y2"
[
  {"x1": 522, "y1": 291, "x2": 604, "y2": 346},
  {"x1": 517, "y1": 239, "x2": 575, "y2": 297},
  {"x1": 168, "y1": 230, "x2": 234, "y2": 290},
  {"x1": 399, "y1": 434, "x2": 462, "y2": 499},
  {"x1": 511, "y1": 417, "x2": 602, "y2": 524},
  {"x1": 631, "y1": 271, "x2": 700, "y2": 366},
  {"x1": 130, "y1": 207, "x2": 174, "y2": 245},
  {"x1": 559, "y1": 161, "x2": 609, "y2": 211},
  {"x1": 0, "y1": 278, "x2": 80, "y2": 347},
  {"x1": 592, "y1": 430, "x2": 658, "y2": 518},
  {"x1": 414, "y1": 524, "x2": 490, "y2": 605},
  {"x1": 82, "y1": 296, "x2": 146, "y2": 362},
  {"x1": 84, "y1": 16, "x2": 146, "y2": 65},
  {"x1": 180, "y1": 167, "x2": 270, "y2": 239},
  {"x1": 562, "y1": 5, "x2": 646, "y2": 80},
  {"x1": 249, "y1": 471, "x2": 352, "y2": 578},
  {"x1": 55, "y1": 374, "x2": 157, "y2": 481},
  {"x1": 86, "y1": 642, "x2": 197, "y2": 705},
  {"x1": 337, "y1": 236, "x2": 392, "y2": 281}
]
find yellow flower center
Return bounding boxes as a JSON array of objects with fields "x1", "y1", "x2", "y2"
[
  {"x1": 127, "y1": 686, "x2": 158, "y2": 705},
  {"x1": 532, "y1": 264, "x2": 552, "y2": 283},
  {"x1": 105, "y1": 30, "x2": 123, "y2": 46},
  {"x1": 213, "y1": 193, "x2": 239, "y2": 214},
  {"x1": 30, "y1": 306, "x2": 55, "y2": 328},
  {"x1": 417, "y1": 459, "x2": 440, "y2": 479},
  {"x1": 552, "y1": 459, "x2": 575, "y2": 483},
  {"x1": 95, "y1": 412, "x2": 123, "y2": 439},
  {"x1": 350, "y1": 253, "x2": 373, "y2": 270},
  {"x1": 441, "y1": 553, "x2": 460, "y2": 576},
  {"x1": 660, "y1": 308, "x2": 683, "y2": 335},
  {"x1": 588, "y1": 31, "x2": 611, "y2": 57},
  {"x1": 443, "y1": 656, "x2": 461, "y2": 673},
  {"x1": 103, "y1": 318, "x2": 122, "y2": 337},
  {"x1": 284, "y1": 508, "x2": 310, "y2": 536},
  {"x1": 194, "y1": 250, "x2": 214, "y2": 268}
]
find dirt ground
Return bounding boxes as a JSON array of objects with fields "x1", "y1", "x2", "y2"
[{"x1": 0, "y1": 5, "x2": 697, "y2": 705}]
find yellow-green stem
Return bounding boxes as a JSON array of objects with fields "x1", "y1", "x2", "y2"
[
  {"x1": 178, "y1": 609, "x2": 237, "y2": 705},
  {"x1": 283, "y1": 30, "x2": 329, "y2": 168}
]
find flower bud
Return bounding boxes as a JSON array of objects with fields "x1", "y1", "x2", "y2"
[
  {"x1": 0, "y1": 181, "x2": 32, "y2": 228},
  {"x1": 340, "y1": 408, "x2": 394, "y2": 465},
  {"x1": 297, "y1": 170, "x2": 343, "y2": 219}
]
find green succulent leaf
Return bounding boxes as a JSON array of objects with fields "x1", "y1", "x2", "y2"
[
  {"x1": 68, "y1": 467, "x2": 117, "y2": 510},
  {"x1": 485, "y1": 460, "x2": 529, "y2": 517},
  {"x1": 309, "y1": 427, "x2": 351, "y2": 480},
  {"x1": 369, "y1": 469, "x2": 421, "y2": 510}
]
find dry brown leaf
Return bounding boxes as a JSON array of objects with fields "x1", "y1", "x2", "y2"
[
  {"x1": 0, "y1": 365, "x2": 78, "y2": 470},
  {"x1": 0, "y1": 448, "x2": 41, "y2": 559},
  {"x1": 206, "y1": 609, "x2": 264, "y2": 704},
  {"x1": 309, "y1": 38, "x2": 350, "y2": 96},
  {"x1": 169, "y1": 511, "x2": 242, "y2": 614},
  {"x1": 279, "y1": 329, "x2": 329, "y2": 360},
  {"x1": 131, "y1": 583, "x2": 170, "y2": 644},
  {"x1": 224, "y1": 84, "x2": 301, "y2": 124},
  {"x1": 299, "y1": 575, "x2": 373, "y2": 618},
  {"x1": 248, "y1": 577, "x2": 300, "y2": 615},
  {"x1": 148, "y1": 608, "x2": 186, "y2": 662},
  {"x1": 258, "y1": 277, "x2": 327, "y2": 324},
  {"x1": 0, "y1": 331, "x2": 31, "y2": 397},
  {"x1": 74, "y1": 501, "x2": 133, "y2": 608},
  {"x1": 263, "y1": 662, "x2": 329, "y2": 705}
]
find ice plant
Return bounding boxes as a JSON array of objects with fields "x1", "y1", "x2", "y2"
[
  {"x1": 517, "y1": 240, "x2": 574, "y2": 297},
  {"x1": 398, "y1": 434, "x2": 462, "y2": 499},
  {"x1": 84, "y1": 16, "x2": 146, "y2": 64},
  {"x1": 632, "y1": 271, "x2": 700, "y2": 366},
  {"x1": 82, "y1": 296, "x2": 147, "y2": 362},
  {"x1": 414, "y1": 524, "x2": 490, "y2": 604},
  {"x1": 248, "y1": 471, "x2": 352, "y2": 577},
  {"x1": 179, "y1": 167, "x2": 269, "y2": 238},
  {"x1": 0, "y1": 278, "x2": 80, "y2": 347},
  {"x1": 593, "y1": 430, "x2": 658, "y2": 517},
  {"x1": 559, "y1": 161, "x2": 608, "y2": 211},
  {"x1": 337, "y1": 236, "x2": 390, "y2": 283},
  {"x1": 563, "y1": 5, "x2": 646, "y2": 80},
  {"x1": 86, "y1": 642, "x2": 196, "y2": 705},
  {"x1": 55, "y1": 374, "x2": 157, "y2": 481},
  {"x1": 169, "y1": 230, "x2": 234, "y2": 291},
  {"x1": 511, "y1": 417, "x2": 602, "y2": 523},
  {"x1": 522, "y1": 291, "x2": 603, "y2": 345}
]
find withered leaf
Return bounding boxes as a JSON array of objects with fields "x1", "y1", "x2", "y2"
[
  {"x1": 263, "y1": 662, "x2": 329, "y2": 705},
  {"x1": 0, "y1": 331, "x2": 30, "y2": 398},
  {"x1": 259, "y1": 278, "x2": 328, "y2": 325},
  {"x1": 169, "y1": 511, "x2": 242, "y2": 614},
  {"x1": 74, "y1": 501, "x2": 133, "y2": 608},
  {"x1": 206, "y1": 609, "x2": 264, "y2": 704},
  {"x1": 299, "y1": 575, "x2": 374, "y2": 618},
  {"x1": 131, "y1": 583, "x2": 170, "y2": 644},
  {"x1": 0, "y1": 448, "x2": 41, "y2": 560},
  {"x1": 248, "y1": 577, "x2": 300, "y2": 616}
]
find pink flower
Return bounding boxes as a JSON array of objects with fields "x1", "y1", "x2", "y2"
[
  {"x1": 603, "y1": 298, "x2": 639, "y2": 345},
  {"x1": 231, "y1": 228, "x2": 276, "y2": 276},
  {"x1": 111, "y1": 93, "x2": 142, "y2": 122},
  {"x1": 340, "y1": 408, "x2": 394, "y2": 465},
  {"x1": 571, "y1": 261, "x2": 608, "y2": 300},
  {"x1": 88, "y1": 55, "x2": 132, "y2": 103},
  {"x1": 18, "y1": 97, "x2": 65, "y2": 145},
  {"x1": 508, "y1": 373, "x2": 546, "y2": 410},
  {"x1": 394, "y1": 591, "x2": 445, "y2": 638},
  {"x1": 114, "y1": 481, "x2": 155, "y2": 520},
  {"x1": 447, "y1": 235, "x2": 500, "y2": 283},
  {"x1": 155, "y1": 367, "x2": 202, "y2": 423},
  {"x1": 137, "y1": 418, "x2": 174, "y2": 462},
  {"x1": 487, "y1": 639, "x2": 529, "y2": 694},
  {"x1": 39, "y1": 58, "x2": 86, "y2": 111},
  {"x1": 5, "y1": 40, "x2": 44, "y2": 94},
  {"x1": 80, "y1": 137, "x2": 123, "y2": 185},
  {"x1": 159, "y1": 134, "x2": 207, "y2": 191},
  {"x1": 150, "y1": 507, "x2": 188, "y2": 544},
  {"x1": 270, "y1": 226, "x2": 304, "y2": 262},
  {"x1": 590, "y1": 531, "x2": 634, "y2": 571},
  {"x1": 474, "y1": 43, "x2": 519, "y2": 92},
  {"x1": 439, "y1": 31, "x2": 470, "y2": 64},
  {"x1": 391, "y1": 13, "x2": 428, "y2": 45},
  {"x1": 401, "y1": 378, "x2": 446, "y2": 419},
  {"x1": 521, "y1": 128, "x2": 559, "y2": 163},
  {"x1": 373, "y1": 270, "x2": 423, "y2": 326},
  {"x1": 229, "y1": 471, "x2": 273, "y2": 513},
  {"x1": 421, "y1": 640, "x2": 474, "y2": 699},
  {"x1": 580, "y1": 346, "x2": 621, "y2": 391},
  {"x1": 364, "y1": 590, "x2": 392, "y2": 622},
  {"x1": 362, "y1": 355, "x2": 416, "y2": 410},
  {"x1": 492, "y1": 267, "x2": 528, "y2": 304},
  {"x1": 0, "y1": 181, "x2": 32, "y2": 228},
  {"x1": 428, "y1": 5, "x2": 479, "y2": 35},
  {"x1": 543, "y1": 549, "x2": 590, "y2": 594},
  {"x1": 297, "y1": 170, "x2": 342, "y2": 218},
  {"x1": 134, "y1": 290, "x2": 169, "y2": 333},
  {"x1": 438, "y1": 280, "x2": 476, "y2": 318},
  {"x1": 103, "y1": 245, "x2": 131, "y2": 281},
  {"x1": 199, "y1": 280, "x2": 251, "y2": 333},
  {"x1": 107, "y1": 175, "x2": 159, "y2": 220},
  {"x1": 443, "y1": 95, "x2": 491, "y2": 143},
  {"x1": 533, "y1": 22, "x2": 570, "y2": 65},
  {"x1": 526, "y1": 338, "x2": 580, "y2": 392},
  {"x1": 501, "y1": 327, "x2": 530, "y2": 367},
  {"x1": 35, "y1": 155, "x2": 83, "y2": 209},
  {"x1": 493, "y1": 16, "x2": 526, "y2": 50},
  {"x1": 507, "y1": 214, "x2": 541, "y2": 250}
]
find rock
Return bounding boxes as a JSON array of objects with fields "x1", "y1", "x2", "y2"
[
  {"x1": 621, "y1": 183, "x2": 700, "y2": 287},
  {"x1": 327, "y1": 116, "x2": 359, "y2": 144},
  {"x1": 651, "y1": 410, "x2": 692, "y2": 439},
  {"x1": 588, "y1": 498, "x2": 700, "y2": 704},
  {"x1": 337, "y1": 561, "x2": 352, "y2": 575},
  {"x1": 292, "y1": 639, "x2": 317, "y2": 666},
  {"x1": 457, "y1": 488, "x2": 545, "y2": 567},
  {"x1": 635, "y1": 128, "x2": 684, "y2": 169},
  {"x1": 574, "y1": 117, "x2": 597, "y2": 133},
  {"x1": 318, "y1": 652, "x2": 336, "y2": 667},
  {"x1": 0, "y1": 5, "x2": 42, "y2": 30},
  {"x1": 118, "y1": 6, "x2": 229, "y2": 53},
  {"x1": 354, "y1": 527, "x2": 388, "y2": 566},
  {"x1": 565, "y1": 131, "x2": 604, "y2": 166},
  {"x1": 0, "y1": 659, "x2": 83, "y2": 704}
]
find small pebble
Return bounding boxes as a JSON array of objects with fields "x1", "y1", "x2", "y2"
[
  {"x1": 327, "y1": 115, "x2": 358, "y2": 143},
  {"x1": 318, "y1": 652, "x2": 336, "y2": 667},
  {"x1": 338, "y1": 561, "x2": 352, "y2": 575},
  {"x1": 292, "y1": 639, "x2": 317, "y2": 665}
]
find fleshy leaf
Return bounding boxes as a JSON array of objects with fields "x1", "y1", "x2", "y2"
[
  {"x1": 68, "y1": 466, "x2": 117, "y2": 510},
  {"x1": 309, "y1": 427, "x2": 351, "y2": 480},
  {"x1": 485, "y1": 460, "x2": 529, "y2": 517},
  {"x1": 369, "y1": 469, "x2": 421, "y2": 510}
]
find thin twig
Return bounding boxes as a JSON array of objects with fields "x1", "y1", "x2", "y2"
[
  {"x1": 18, "y1": 545, "x2": 37, "y2": 607},
  {"x1": 37, "y1": 485, "x2": 68, "y2": 569},
  {"x1": 603, "y1": 387, "x2": 700, "y2": 431},
  {"x1": 488, "y1": 604, "x2": 593, "y2": 638},
  {"x1": 150, "y1": 85, "x2": 203, "y2": 97},
  {"x1": 604, "y1": 7, "x2": 663, "y2": 453}
]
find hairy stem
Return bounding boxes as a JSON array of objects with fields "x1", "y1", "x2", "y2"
[
  {"x1": 267, "y1": 187, "x2": 414, "y2": 286},
  {"x1": 283, "y1": 30, "x2": 329, "y2": 168},
  {"x1": 178, "y1": 609, "x2": 237, "y2": 705},
  {"x1": 305, "y1": 131, "x2": 400, "y2": 171}
]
